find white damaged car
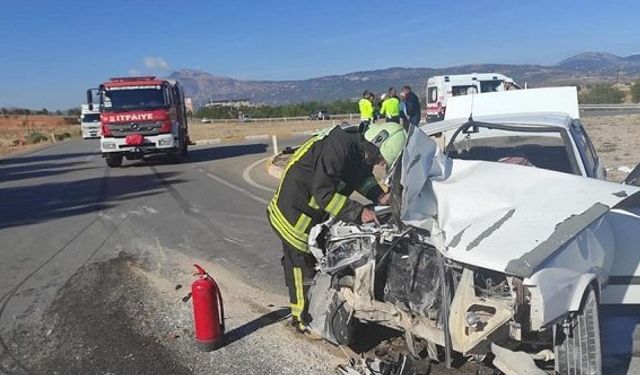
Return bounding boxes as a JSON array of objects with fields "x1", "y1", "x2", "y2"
[{"x1": 306, "y1": 88, "x2": 640, "y2": 374}]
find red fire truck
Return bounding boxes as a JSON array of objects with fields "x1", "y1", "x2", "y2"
[{"x1": 87, "y1": 76, "x2": 189, "y2": 167}]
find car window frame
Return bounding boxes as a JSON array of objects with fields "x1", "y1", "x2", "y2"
[
  {"x1": 444, "y1": 121, "x2": 583, "y2": 176},
  {"x1": 569, "y1": 120, "x2": 598, "y2": 177}
]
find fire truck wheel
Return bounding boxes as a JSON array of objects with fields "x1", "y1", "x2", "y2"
[
  {"x1": 169, "y1": 149, "x2": 184, "y2": 164},
  {"x1": 182, "y1": 142, "x2": 188, "y2": 157},
  {"x1": 105, "y1": 154, "x2": 123, "y2": 168}
]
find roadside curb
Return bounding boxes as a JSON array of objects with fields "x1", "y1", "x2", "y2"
[
  {"x1": 267, "y1": 158, "x2": 284, "y2": 180},
  {"x1": 194, "y1": 133, "x2": 299, "y2": 146},
  {"x1": 244, "y1": 134, "x2": 270, "y2": 141},
  {"x1": 266, "y1": 150, "x2": 297, "y2": 180},
  {"x1": 194, "y1": 138, "x2": 222, "y2": 145}
]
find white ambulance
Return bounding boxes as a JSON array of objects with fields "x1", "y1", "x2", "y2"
[{"x1": 425, "y1": 73, "x2": 521, "y2": 122}]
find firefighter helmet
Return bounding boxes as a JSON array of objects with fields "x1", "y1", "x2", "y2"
[{"x1": 363, "y1": 123, "x2": 406, "y2": 167}]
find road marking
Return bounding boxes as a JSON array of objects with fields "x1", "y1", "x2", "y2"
[
  {"x1": 242, "y1": 156, "x2": 276, "y2": 192},
  {"x1": 205, "y1": 172, "x2": 269, "y2": 205}
]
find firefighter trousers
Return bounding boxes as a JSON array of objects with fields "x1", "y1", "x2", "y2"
[{"x1": 281, "y1": 240, "x2": 317, "y2": 326}]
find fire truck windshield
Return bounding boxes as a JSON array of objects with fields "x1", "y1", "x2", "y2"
[{"x1": 103, "y1": 86, "x2": 166, "y2": 111}]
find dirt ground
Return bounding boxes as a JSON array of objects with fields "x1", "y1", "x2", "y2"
[
  {"x1": 0, "y1": 115, "x2": 81, "y2": 156},
  {"x1": 581, "y1": 115, "x2": 640, "y2": 182},
  {"x1": 6, "y1": 249, "x2": 347, "y2": 375},
  {"x1": 188, "y1": 119, "x2": 340, "y2": 141}
]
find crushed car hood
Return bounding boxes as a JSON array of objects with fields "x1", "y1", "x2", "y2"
[{"x1": 400, "y1": 127, "x2": 640, "y2": 277}]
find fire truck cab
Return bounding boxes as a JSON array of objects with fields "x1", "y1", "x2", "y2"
[
  {"x1": 88, "y1": 76, "x2": 189, "y2": 168},
  {"x1": 425, "y1": 73, "x2": 521, "y2": 122}
]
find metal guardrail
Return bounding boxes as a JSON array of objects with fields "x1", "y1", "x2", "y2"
[
  {"x1": 191, "y1": 113, "x2": 361, "y2": 124},
  {"x1": 579, "y1": 104, "x2": 640, "y2": 110}
]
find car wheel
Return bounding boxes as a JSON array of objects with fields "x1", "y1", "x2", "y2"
[
  {"x1": 105, "y1": 154, "x2": 123, "y2": 168},
  {"x1": 554, "y1": 285, "x2": 602, "y2": 375}
]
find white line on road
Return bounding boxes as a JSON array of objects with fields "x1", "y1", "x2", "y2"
[
  {"x1": 205, "y1": 172, "x2": 269, "y2": 205},
  {"x1": 242, "y1": 157, "x2": 276, "y2": 192}
]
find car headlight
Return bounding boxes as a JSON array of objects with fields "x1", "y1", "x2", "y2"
[{"x1": 158, "y1": 137, "x2": 173, "y2": 146}]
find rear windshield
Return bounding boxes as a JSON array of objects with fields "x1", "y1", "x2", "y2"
[{"x1": 445, "y1": 126, "x2": 578, "y2": 175}]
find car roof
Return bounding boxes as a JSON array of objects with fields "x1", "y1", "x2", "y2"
[{"x1": 422, "y1": 111, "x2": 575, "y2": 135}]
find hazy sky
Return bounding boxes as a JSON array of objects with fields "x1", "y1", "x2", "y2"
[{"x1": 1, "y1": 0, "x2": 639, "y2": 109}]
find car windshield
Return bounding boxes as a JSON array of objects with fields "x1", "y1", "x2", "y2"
[
  {"x1": 103, "y1": 86, "x2": 166, "y2": 110},
  {"x1": 82, "y1": 113, "x2": 100, "y2": 122},
  {"x1": 444, "y1": 124, "x2": 577, "y2": 174}
]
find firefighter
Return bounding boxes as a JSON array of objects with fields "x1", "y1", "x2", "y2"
[
  {"x1": 379, "y1": 88, "x2": 401, "y2": 123},
  {"x1": 358, "y1": 90, "x2": 375, "y2": 132},
  {"x1": 267, "y1": 123, "x2": 407, "y2": 333}
]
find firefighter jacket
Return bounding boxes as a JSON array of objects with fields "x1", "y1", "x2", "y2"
[
  {"x1": 380, "y1": 97, "x2": 401, "y2": 118},
  {"x1": 358, "y1": 98, "x2": 374, "y2": 121},
  {"x1": 268, "y1": 127, "x2": 384, "y2": 252}
]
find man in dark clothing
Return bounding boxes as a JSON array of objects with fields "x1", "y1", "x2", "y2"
[
  {"x1": 267, "y1": 123, "x2": 407, "y2": 333},
  {"x1": 401, "y1": 85, "x2": 421, "y2": 130}
]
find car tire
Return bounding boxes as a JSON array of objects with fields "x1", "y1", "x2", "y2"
[
  {"x1": 105, "y1": 154, "x2": 123, "y2": 168},
  {"x1": 554, "y1": 285, "x2": 602, "y2": 375}
]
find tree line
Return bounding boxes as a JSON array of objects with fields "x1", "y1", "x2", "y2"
[
  {"x1": 195, "y1": 99, "x2": 358, "y2": 119},
  {"x1": 579, "y1": 81, "x2": 640, "y2": 104},
  {"x1": 1, "y1": 107, "x2": 81, "y2": 116}
]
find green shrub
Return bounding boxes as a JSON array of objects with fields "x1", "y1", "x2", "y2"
[
  {"x1": 631, "y1": 81, "x2": 640, "y2": 103},
  {"x1": 26, "y1": 131, "x2": 48, "y2": 143},
  {"x1": 195, "y1": 99, "x2": 359, "y2": 119},
  {"x1": 579, "y1": 84, "x2": 625, "y2": 104}
]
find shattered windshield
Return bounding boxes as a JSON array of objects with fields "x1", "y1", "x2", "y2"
[
  {"x1": 444, "y1": 124, "x2": 578, "y2": 175},
  {"x1": 103, "y1": 86, "x2": 166, "y2": 111}
]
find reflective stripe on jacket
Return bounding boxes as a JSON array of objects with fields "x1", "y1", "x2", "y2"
[{"x1": 268, "y1": 127, "x2": 383, "y2": 252}]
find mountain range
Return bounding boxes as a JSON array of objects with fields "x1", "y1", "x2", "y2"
[{"x1": 169, "y1": 52, "x2": 640, "y2": 106}]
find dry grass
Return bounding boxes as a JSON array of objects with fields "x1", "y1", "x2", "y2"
[
  {"x1": 0, "y1": 115, "x2": 81, "y2": 156},
  {"x1": 188, "y1": 119, "x2": 341, "y2": 141},
  {"x1": 581, "y1": 115, "x2": 640, "y2": 182}
]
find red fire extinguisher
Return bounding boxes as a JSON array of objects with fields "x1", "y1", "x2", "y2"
[{"x1": 190, "y1": 264, "x2": 224, "y2": 351}]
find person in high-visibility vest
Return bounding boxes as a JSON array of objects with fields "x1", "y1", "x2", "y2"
[
  {"x1": 267, "y1": 123, "x2": 407, "y2": 334},
  {"x1": 379, "y1": 88, "x2": 401, "y2": 123},
  {"x1": 358, "y1": 90, "x2": 375, "y2": 132}
]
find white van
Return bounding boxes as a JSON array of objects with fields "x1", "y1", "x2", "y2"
[
  {"x1": 80, "y1": 104, "x2": 102, "y2": 139},
  {"x1": 425, "y1": 73, "x2": 521, "y2": 122}
]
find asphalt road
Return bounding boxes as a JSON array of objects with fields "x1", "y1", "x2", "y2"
[
  {"x1": 1, "y1": 136, "x2": 640, "y2": 374},
  {"x1": 0, "y1": 136, "x2": 332, "y2": 374}
]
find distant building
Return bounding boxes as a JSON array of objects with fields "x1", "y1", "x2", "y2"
[{"x1": 204, "y1": 98, "x2": 252, "y2": 108}]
